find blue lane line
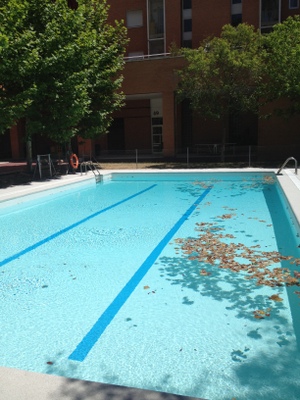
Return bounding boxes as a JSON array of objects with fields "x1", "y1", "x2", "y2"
[
  {"x1": 0, "y1": 184, "x2": 157, "y2": 268},
  {"x1": 68, "y1": 186, "x2": 212, "y2": 362}
]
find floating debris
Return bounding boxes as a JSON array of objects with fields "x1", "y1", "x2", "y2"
[
  {"x1": 217, "y1": 214, "x2": 235, "y2": 220},
  {"x1": 175, "y1": 220, "x2": 300, "y2": 292},
  {"x1": 200, "y1": 269, "x2": 211, "y2": 276},
  {"x1": 192, "y1": 181, "x2": 211, "y2": 189},
  {"x1": 269, "y1": 294, "x2": 283, "y2": 302},
  {"x1": 263, "y1": 175, "x2": 276, "y2": 184},
  {"x1": 144, "y1": 285, "x2": 150, "y2": 290},
  {"x1": 254, "y1": 314, "x2": 264, "y2": 320},
  {"x1": 253, "y1": 308, "x2": 272, "y2": 319}
]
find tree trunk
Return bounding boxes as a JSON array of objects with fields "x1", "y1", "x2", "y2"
[{"x1": 26, "y1": 137, "x2": 33, "y2": 173}]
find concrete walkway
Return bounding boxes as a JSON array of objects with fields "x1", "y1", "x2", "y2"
[
  {"x1": 0, "y1": 171, "x2": 95, "y2": 203},
  {"x1": 0, "y1": 366, "x2": 203, "y2": 400}
]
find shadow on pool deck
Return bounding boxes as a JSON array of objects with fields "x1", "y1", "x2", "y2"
[{"x1": 0, "y1": 366, "x2": 206, "y2": 400}]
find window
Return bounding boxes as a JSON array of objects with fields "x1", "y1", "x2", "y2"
[
  {"x1": 289, "y1": 0, "x2": 299, "y2": 8},
  {"x1": 182, "y1": 40, "x2": 192, "y2": 48},
  {"x1": 183, "y1": 0, "x2": 192, "y2": 9},
  {"x1": 231, "y1": 0, "x2": 242, "y2": 15},
  {"x1": 231, "y1": 13, "x2": 242, "y2": 26},
  {"x1": 151, "y1": 98, "x2": 163, "y2": 153},
  {"x1": 149, "y1": 39, "x2": 164, "y2": 54},
  {"x1": 261, "y1": 0, "x2": 280, "y2": 29},
  {"x1": 182, "y1": 0, "x2": 192, "y2": 48},
  {"x1": 148, "y1": 0, "x2": 164, "y2": 39},
  {"x1": 231, "y1": 0, "x2": 242, "y2": 26},
  {"x1": 148, "y1": 0, "x2": 165, "y2": 54},
  {"x1": 127, "y1": 10, "x2": 143, "y2": 28},
  {"x1": 183, "y1": 19, "x2": 192, "y2": 32}
]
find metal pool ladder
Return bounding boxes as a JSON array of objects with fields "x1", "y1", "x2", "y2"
[
  {"x1": 80, "y1": 161, "x2": 102, "y2": 183},
  {"x1": 276, "y1": 156, "x2": 298, "y2": 175}
]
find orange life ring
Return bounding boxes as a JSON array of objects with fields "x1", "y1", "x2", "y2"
[{"x1": 70, "y1": 153, "x2": 79, "y2": 169}]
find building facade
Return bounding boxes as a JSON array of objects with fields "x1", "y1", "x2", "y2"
[
  {"x1": 2, "y1": 0, "x2": 300, "y2": 161},
  {"x1": 94, "y1": 0, "x2": 300, "y2": 161}
]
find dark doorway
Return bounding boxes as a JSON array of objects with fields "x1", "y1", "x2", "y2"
[
  {"x1": 0, "y1": 130, "x2": 12, "y2": 159},
  {"x1": 107, "y1": 118, "x2": 125, "y2": 151},
  {"x1": 181, "y1": 100, "x2": 193, "y2": 148}
]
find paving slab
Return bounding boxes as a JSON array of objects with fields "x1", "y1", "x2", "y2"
[{"x1": 0, "y1": 366, "x2": 205, "y2": 400}]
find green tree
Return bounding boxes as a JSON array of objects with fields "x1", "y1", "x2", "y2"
[
  {"x1": 0, "y1": 0, "x2": 127, "y2": 166},
  {"x1": 263, "y1": 15, "x2": 300, "y2": 117},
  {"x1": 176, "y1": 23, "x2": 265, "y2": 158},
  {"x1": 0, "y1": 0, "x2": 38, "y2": 134}
]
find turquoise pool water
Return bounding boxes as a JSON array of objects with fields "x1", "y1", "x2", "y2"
[{"x1": 1, "y1": 172, "x2": 300, "y2": 400}]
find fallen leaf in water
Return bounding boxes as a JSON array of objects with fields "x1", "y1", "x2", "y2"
[
  {"x1": 177, "y1": 220, "x2": 300, "y2": 300},
  {"x1": 200, "y1": 269, "x2": 211, "y2": 276},
  {"x1": 254, "y1": 314, "x2": 264, "y2": 319},
  {"x1": 144, "y1": 285, "x2": 150, "y2": 290},
  {"x1": 217, "y1": 214, "x2": 235, "y2": 219},
  {"x1": 269, "y1": 294, "x2": 283, "y2": 302}
]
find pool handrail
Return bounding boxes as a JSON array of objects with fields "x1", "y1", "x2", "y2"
[
  {"x1": 276, "y1": 156, "x2": 298, "y2": 175},
  {"x1": 80, "y1": 160, "x2": 102, "y2": 182}
]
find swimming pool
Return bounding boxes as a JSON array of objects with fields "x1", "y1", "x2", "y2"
[{"x1": 1, "y1": 172, "x2": 300, "y2": 400}]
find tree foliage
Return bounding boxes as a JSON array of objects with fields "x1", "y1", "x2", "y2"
[
  {"x1": 176, "y1": 24, "x2": 265, "y2": 123},
  {"x1": 263, "y1": 15, "x2": 300, "y2": 117},
  {"x1": 0, "y1": 0, "x2": 128, "y2": 143}
]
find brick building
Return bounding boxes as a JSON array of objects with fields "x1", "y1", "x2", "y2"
[
  {"x1": 95, "y1": 0, "x2": 300, "y2": 161},
  {"x1": 2, "y1": 0, "x2": 300, "y2": 162}
]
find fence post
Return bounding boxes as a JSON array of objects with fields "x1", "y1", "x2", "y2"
[
  {"x1": 187, "y1": 147, "x2": 189, "y2": 168},
  {"x1": 248, "y1": 146, "x2": 251, "y2": 167}
]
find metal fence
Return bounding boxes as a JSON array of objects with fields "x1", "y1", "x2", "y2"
[{"x1": 92, "y1": 144, "x2": 300, "y2": 169}]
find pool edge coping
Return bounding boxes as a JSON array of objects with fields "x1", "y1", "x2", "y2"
[{"x1": 276, "y1": 169, "x2": 300, "y2": 227}]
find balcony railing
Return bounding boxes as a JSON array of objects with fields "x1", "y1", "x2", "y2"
[{"x1": 124, "y1": 52, "x2": 172, "y2": 62}]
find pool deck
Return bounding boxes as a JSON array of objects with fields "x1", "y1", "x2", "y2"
[
  {"x1": 0, "y1": 167, "x2": 300, "y2": 400},
  {"x1": 0, "y1": 366, "x2": 204, "y2": 400}
]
